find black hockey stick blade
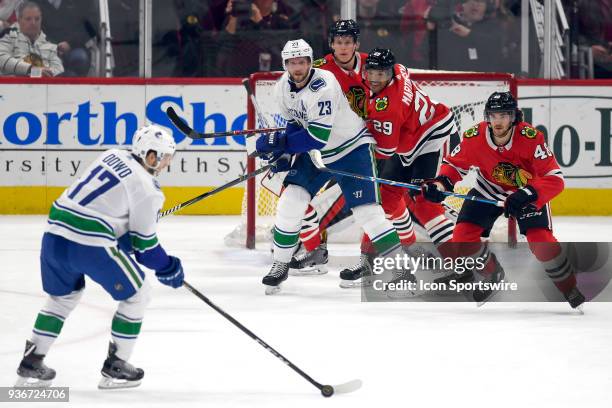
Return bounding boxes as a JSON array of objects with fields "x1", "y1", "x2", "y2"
[
  {"x1": 166, "y1": 106, "x2": 283, "y2": 139},
  {"x1": 166, "y1": 106, "x2": 200, "y2": 139}
]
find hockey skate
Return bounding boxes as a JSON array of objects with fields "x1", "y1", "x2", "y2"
[
  {"x1": 262, "y1": 261, "x2": 289, "y2": 295},
  {"x1": 473, "y1": 255, "x2": 506, "y2": 306},
  {"x1": 15, "y1": 340, "x2": 56, "y2": 387},
  {"x1": 339, "y1": 253, "x2": 374, "y2": 288},
  {"x1": 385, "y1": 267, "x2": 420, "y2": 299},
  {"x1": 98, "y1": 342, "x2": 144, "y2": 389},
  {"x1": 564, "y1": 286, "x2": 586, "y2": 312},
  {"x1": 289, "y1": 242, "x2": 328, "y2": 276}
]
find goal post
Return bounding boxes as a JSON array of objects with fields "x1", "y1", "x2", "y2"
[{"x1": 235, "y1": 71, "x2": 518, "y2": 249}]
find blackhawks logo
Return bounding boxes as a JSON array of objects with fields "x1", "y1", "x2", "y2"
[
  {"x1": 375, "y1": 96, "x2": 388, "y2": 112},
  {"x1": 521, "y1": 126, "x2": 537, "y2": 139},
  {"x1": 346, "y1": 86, "x2": 367, "y2": 118},
  {"x1": 312, "y1": 58, "x2": 326, "y2": 68},
  {"x1": 463, "y1": 125, "x2": 479, "y2": 138},
  {"x1": 492, "y1": 162, "x2": 533, "y2": 188}
]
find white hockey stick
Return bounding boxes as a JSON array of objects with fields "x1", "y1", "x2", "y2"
[{"x1": 308, "y1": 151, "x2": 505, "y2": 207}]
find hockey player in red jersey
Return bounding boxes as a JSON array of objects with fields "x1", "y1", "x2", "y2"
[
  {"x1": 339, "y1": 48, "x2": 459, "y2": 288},
  {"x1": 421, "y1": 91, "x2": 585, "y2": 309}
]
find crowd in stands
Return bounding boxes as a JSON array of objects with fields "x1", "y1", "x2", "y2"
[{"x1": 0, "y1": 0, "x2": 610, "y2": 78}]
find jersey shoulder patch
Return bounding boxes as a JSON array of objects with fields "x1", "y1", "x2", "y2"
[
  {"x1": 312, "y1": 58, "x2": 327, "y2": 68},
  {"x1": 309, "y1": 77, "x2": 326, "y2": 92},
  {"x1": 463, "y1": 124, "x2": 480, "y2": 138},
  {"x1": 519, "y1": 125, "x2": 538, "y2": 139}
]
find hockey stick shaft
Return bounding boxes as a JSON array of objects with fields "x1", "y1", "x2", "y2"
[
  {"x1": 182, "y1": 281, "x2": 327, "y2": 392},
  {"x1": 243, "y1": 78, "x2": 272, "y2": 128},
  {"x1": 166, "y1": 107, "x2": 283, "y2": 139},
  {"x1": 309, "y1": 151, "x2": 504, "y2": 207},
  {"x1": 158, "y1": 164, "x2": 272, "y2": 218}
]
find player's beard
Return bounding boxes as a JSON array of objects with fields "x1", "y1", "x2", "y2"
[{"x1": 289, "y1": 69, "x2": 310, "y2": 86}]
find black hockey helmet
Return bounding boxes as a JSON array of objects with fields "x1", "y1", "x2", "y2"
[
  {"x1": 365, "y1": 48, "x2": 396, "y2": 71},
  {"x1": 484, "y1": 91, "x2": 523, "y2": 124},
  {"x1": 328, "y1": 19, "x2": 360, "y2": 46}
]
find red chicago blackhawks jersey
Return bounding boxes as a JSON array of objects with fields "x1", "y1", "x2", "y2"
[
  {"x1": 313, "y1": 52, "x2": 369, "y2": 118},
  {"x1": 439, "y1": 121, "x2": 564, "y2": 209},
  {"x1": 366, "y1": 63, "x2": 455, "y2": 165}
]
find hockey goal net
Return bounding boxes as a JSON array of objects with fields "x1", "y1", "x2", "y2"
[{"x1": 226, "y1": 71, "x2": 518, "y2": 249}]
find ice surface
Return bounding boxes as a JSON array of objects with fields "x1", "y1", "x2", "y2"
[{"x1": 1, "y1": 215, "x2": 611, "y2": 408}]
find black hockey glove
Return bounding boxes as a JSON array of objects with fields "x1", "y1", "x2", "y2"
[
  {"x1": 504, "y1": 185, "x2": 538, "y2": 218},
  {"x1": 421, "y1": 176, "x2": 454, "y2": 203}
]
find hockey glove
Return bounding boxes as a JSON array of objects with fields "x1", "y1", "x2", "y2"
[
  {"x1": 255, "y1": 131, "x2": 286, "y2": 154},
  {"x1": 155, "y1": 256, "x2": 184, "y2": 288},
  {"x1": 266, "y1": 152, "x2": 292, "y2": 173},
  {"x1": 504, "y1": 185, "x2": 538, "y2": 218},
  {"x1": 421, "y1": 176, "x2": 454, "y2": 203}
]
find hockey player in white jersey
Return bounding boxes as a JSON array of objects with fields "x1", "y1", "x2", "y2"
[
  {"x1": 254, "y1": 39, "x2": 404, "y2": 294},
  {"x1": 15, "y1": 125, "x2": 184, "y2": 389}
]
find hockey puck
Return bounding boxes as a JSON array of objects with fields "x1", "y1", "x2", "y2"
[{"x1": 321, "y1": 385, "x2": 334, "y2": 397}]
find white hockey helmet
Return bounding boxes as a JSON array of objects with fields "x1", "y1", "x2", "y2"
[
  {"x1": 281, "y1": 39, "x2": 313, "y2": 70},
  {"x1": 131, "y1": 124, "x2": 176, "y2": 175}
]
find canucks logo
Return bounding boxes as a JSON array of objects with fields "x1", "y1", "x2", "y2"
[
  {"x1": 346, "y1": 86, "x2": 367, "y2": 118},
  {"x1": 521, "y1": 126, "x2": 537, "y2": 139},
  {"x1": 375, "y1": 96, "x2": 388, "y2": 112},
  {"x1": 312, "y1": 58, "x2": 326, "y2": 68},
  {"x1": 309, "y1": 78, "x2": 326, "y2": 92},
  {"x1": 463, "y1": 125, "x2": 479, "y2": 138},
  {"x1": 492, "y1": 162, "x2": 532, "y2": 188}
]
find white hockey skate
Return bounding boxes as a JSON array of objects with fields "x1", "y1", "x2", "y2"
[
  {"x1": 263, "y1": 261, "x2": 289, "y2": 295},
  {"x1": 288, "y1": 243, "x2": 328, "y2": 276},
  {"x1": 98, "y1": 342, "x2": 144, "y2": 389}
]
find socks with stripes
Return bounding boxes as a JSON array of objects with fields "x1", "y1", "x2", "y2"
[
  {"x1": 111, "y1": 280, "x2": 151, "y2": 361},
  {"x1": 527, "y1": 228, "x2": 576, "y2": 294},
  {"x1": 30, "y1": 291, "x2": 83, "y2": 355},
  {"x1": 273, "y1": 185, "x2": 311, "y2": 262}
]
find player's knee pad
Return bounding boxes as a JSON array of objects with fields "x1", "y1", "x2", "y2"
[
  {"x1": 44, "y1": 289, "x2": 84, "y2": 319},
  {"x1": 352, "y1": 204, "x2": 388, "y2": 231},
  {"x1": 118, "y1": 279, "x2": 152, "y2": 319},
  {"x1": 380, "y1": 184, "x2": 406, "y2": 215},
  {"x1": 452, "y1": 222, "x2": 484, "y2": 243},
  {"x1": 527, "y1": 228, "x2": 561, "y2": 262},
  {"x1": 276, "y1": 184, "x2": 311, "y2": 221}
]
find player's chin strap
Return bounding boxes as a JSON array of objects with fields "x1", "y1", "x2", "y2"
[{"x1": 308, "y1": 151, "x2": 505, "y2": 208}]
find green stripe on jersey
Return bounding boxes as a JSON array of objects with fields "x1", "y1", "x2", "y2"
[
  {"x1": 130, "y1": 234, "x2": 159, "y2": 252},
  {"x1": 307, "y1": 125, "x2": 331, "y2": 143},
  {"x1": 34, "y1": 313, "x2": 64, "y2": 335},
  {"x1": 321, "y1": 130, "x2": 367, "y2": 159},
  {"x1": 49, "y1": 204, "x2": 114, "y2": 238}
]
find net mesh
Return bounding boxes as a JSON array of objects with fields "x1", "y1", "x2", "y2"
[{"x1": 225, "y1": 72, "x2": 515, "y2": 247}]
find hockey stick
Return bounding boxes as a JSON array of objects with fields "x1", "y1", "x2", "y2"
[
  {"x1": 242, "y1": 78, "x2": 273, "y2": 128},
  {"x1": 308, "y1": 151, "x2": 505, "y2": 207},
  {"x1": 158, "y1": 164, "x2": 272, "y2": 218},
  {"x1": 183, "y1": 281, "x2": 362, "y2": 397},
  {"x1": 166, "y1": 107, "x2": 283, "y2": 140}
]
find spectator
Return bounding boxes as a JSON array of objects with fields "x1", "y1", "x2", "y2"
[
  {"x1": 356, "y1": 0, "x2": 409, "y2": 64},
  {"x1": 216, "y1": 0, "x2": 291, "y2": 76},
  {"x1": 570, "y1": 0, "x2": 612, "y2": 78},
  {"x1": 0, "y1": 1, "x2": 63, "y2": 76},
  {"x1": 32, "y1": 0, "x2": 98, "y2": 76},
  {"x1": 400, "y1": 0, "x2": 434, "y2": 68},
  {"x1": 431, "y1": 0, "x2": 507, "y2": 72},
  {"x1": 286, "y1": 0, "x2": 340, "y2": 58},
  {"x1": 0, "y1": 0, "x2": 21, "y2": 32}
]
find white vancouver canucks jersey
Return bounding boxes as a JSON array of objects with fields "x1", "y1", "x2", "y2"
[
  {"x1": 274, "y1": 68, "x2": 374, "y2": 163},
  {"x1": 46, "y1": 148, "x2": 164, "y2": 251}
]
